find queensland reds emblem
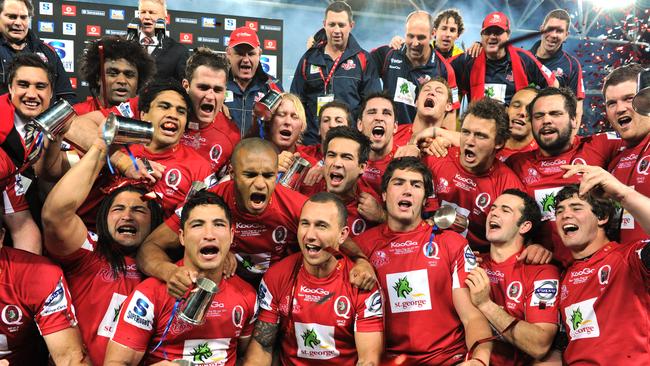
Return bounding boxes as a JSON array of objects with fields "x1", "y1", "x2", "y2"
[
  {"x1": 370, "y1": 250, "x2": 389, "y2": 268},
  {"x1": 507, "y1": 281, "x2": 522, "y2": 303},
  {"x1": 571, "y1": 158, "x2": 587, "y2": 165},
  {"x1": 170, "y1": 316, "x2": 192, "y2": 335},
  {"x1": 598, "y1": 265, "x2": 611, "y2": 285},
  {"x1": 340, "y1": 59, "x2": 356, "y2": 71},
  {"x1": 232, "y1": 305, "x2": 244, "y2": 328},
  {"x1": 272, "y1": 226, "x2": 287, "y2": 244},
  {"x1": 209, "y1": 144, "x2": 223, "y2": 164},
  {"x1": 1, "y1": 305, "x2": 23, "y2": 325},
  {"x1": 334, "y1": 296, "x2": 351, "y2": 319},
  {"x1": 637, "y1": 156, "x2": 650, "y2": 176},
  {"x1": 165, "y1": 168, "x2": 182, "y2": 190},
  {"x1": 351, "y1": 218, "x2": 367, "y2": 235},
  {"x1": 422, "y1": 241, "x2": 440, "y2": 259},
  {"x1": 475, "y1": 193, "x2": 491, "y2": 211}
]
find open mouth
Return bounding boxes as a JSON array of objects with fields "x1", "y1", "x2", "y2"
[
  {"x1": 200, "y1": 103, "x2": 215, "y2": 114},
  {"x1": 617, "y1": 116, "x2": 632, "y2": 128},
  {"x1": 488, "y1": 221, "x2": 501, "y2": 230},
  {"x1": 23, "y1": 100, "x2": 40, "y2": 108},
  {"x1": 424, "y1": 97, "x2": 435, "y2": 108},
  {"x1": 305, "y1": 244, "x2": 321, "y2": 254},
  {"x1": 161, "y1": 121, "x2": 179, "y2": 134},
  {"x1": 239, "y1": 63, "x2": 252, "y2": 72},
  {"x1": 372, "y1": 126, "x2": 385, "y2": 138},
  {"x1": 511, "y1": 118, "x2": 525, "y2": 127},
  {"x1": 329, "y1": 172, "x2": 344, "y2": 185},
  {"x1": 539, "y1": 127, "x2": 557, "y2": 136},
  {"x1": 279, "y1": 129, "x2": 292, "y2": 138},
  {"x1": 116, "y1": 225, "x2": 137, "y2": 236},
  {"x1": 562, "y1": 224, "x2": 579, "y2": 235},
  {"x1": 250, "y1": 192, "x2": 267, "y2": 207},
  {"x1": 199, "y1": 244, "x2": 220, "y2": 259},
  {"x1": 397, "y1": 200, "x2": 412, "y2": 210},
  {"x1": 464, "y1": 149, "x2": 476, "y2": 162}
]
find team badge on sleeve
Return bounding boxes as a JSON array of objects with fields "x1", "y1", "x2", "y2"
[
  {"x1": 364, "y1": 290, "x2": 383, "y2": 318},
  {"x1": 41, "y1": 277, "x2": 70, "y2": 316},
  {"x1": 463, "y1": 245, "x2": 478, "y2": 272},
  {"x1": 124, "y1": 291, "x2": 154, "y2": 331},
  {"x1": 257, "y1": 280, "x2": 273, "y2": 312},
  {"x1": 530, "y1": 280, "x2": 558, "y2": 307}
]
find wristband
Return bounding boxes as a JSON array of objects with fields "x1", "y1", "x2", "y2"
[{"x1": 501, "y1": 318, "x2": 520, "y2": 335}]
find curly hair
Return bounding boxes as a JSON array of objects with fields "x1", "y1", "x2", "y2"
[
  {"x1": 79, "y1": 36, "x2": 155, "y2": 96},
  {"x1": 461, "y1": 98, "x2": 510, "y2": 146}
]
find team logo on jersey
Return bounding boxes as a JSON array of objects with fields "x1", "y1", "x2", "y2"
[
  {"x1": 341, "y1": 59, "x2": 356, "y2": 70},
  {"x1": 507, "y1": 281, "x2": 523, "y2": 303},
  {"x1": 565, "y1": 297, "x2": 600, "y2": 340},
  {"x1": 523, "y1": 168, "x2": 540, "y2": 184},
  {"x1": 272, "y1": 226, "x2": 287, "y2": 244},
  {"x1": 232, "y1": 305, "x2": 244, "y2": 328},
  {"x1": 258, "y1": 280, "x2": 273, "y2": 312},
  {"x1": 475, "y1": 192, "x2": 491, "y2": 211},
  {"x1": 209, "y1": 144, "x2": 223, "y2": 163},
  {"x1": 364, "y1": 290, "x2": 383, "y2": 318},
  {"x1": 531, "y1": 279, "x2": 558, "y2": 307},
  {"x1": 637, "y1": 155, "x2": 650, "y2": 176},
  {"x1": 572, "y1": 157, "x2": 587, "y2": 165},
  {"x1": 351, "y1": 218, "x2": 366, "y2": 235},
  {"x1": 124, "y1": 291, "x2": 154, "y2": 331},
  {"x1": 183, "y1": 339, "x2": 229, "y2": 364},
  {"x1": 437, "y1": 177, "x2": 450, "y2": 194},
  {"x1": 422, "y1": 239, "x2": 440, "y2": 259},
  {"x1": 41, "y1": 278, "x2": 69, "y2": 316},
  {"x1": 464, "y1": 245, "x2": 478, "y2": 272},
  {"x1": 554, "y1": 67, "x2": 565, "y2": 77},
  {"x1": 417, "y1": 75, "x2": 431, "y2": 85},
  {"x1": 165, "y1": 168, "x2": 182, "y2": 190},
  {"x1": 97, "y1": 293, "x2": 128, "y2": 337},
  {"x1": 295, "y1": 323, "x2": 339, "y2": 359},
  {"x1": 386, "y1": 270, "x2": 432, "y2": 313},
  {"x1": 370, "y1": 250, "x2": 389, "y2": 268},
  {"x1": 598, "y1": 265, "x2": 611, "y2": 285},
  {"x1": 1, "y1": 305, "x2": 23, "y2": 326},
  {"x1": 535, "y1": 187, "x2": 562, "y2": 221},
  {"x1": 334, "y1": 296, "x2": 351, "y2": 319}
]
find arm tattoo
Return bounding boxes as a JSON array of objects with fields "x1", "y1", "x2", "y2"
[{"x1": 253, "y1": 320, "x2": 279, "y2": 353}]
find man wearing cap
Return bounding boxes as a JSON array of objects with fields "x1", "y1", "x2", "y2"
[
  {"x1": 137, "y1": 0, "x2": 189, "y2": 82},
  {"x1": 291, "y1": 1, "x2": 381, "y2": 145},
  {"x1": 225, "y1": 27, "x2": 282, "y2": 136},
  {"x1": 371, "y1": 11, "x2": 459, "y2": 126},
  {"x1": 450, "y1": 12, "x2": 558, "y2": 105}
]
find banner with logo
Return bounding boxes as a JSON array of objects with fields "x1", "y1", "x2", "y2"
[{"x1": 34, "y1": 1, "x2": 283, "y2": 100}]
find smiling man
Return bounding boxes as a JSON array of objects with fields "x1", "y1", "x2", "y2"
[
  {"x1": 424, "y1": 98, "x2": 524, "y2": 251},
  {"x1": 496, "y1": 87, "x2": 539, "y2": 162},
  {"x1": 244, "y1": 192, "x2": 384, "y2": 365},
  {"x1": 371, "y1": 11, "x2": 459, "y2": 125},
  {"x1": 105, "y1": 191, "x2": 257, "y2": 365}
]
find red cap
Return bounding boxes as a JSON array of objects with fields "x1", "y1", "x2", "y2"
[
  {"x1": 481, "y1": 12, "x2": 510, "y2": 32},
  {"x1": 228, "y1": 27, "x2": 260, "y2": 48}
]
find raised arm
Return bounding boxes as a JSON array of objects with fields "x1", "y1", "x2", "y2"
[
  {"x1": 42, "y1": 138, "x2": 107, "y2": 256},
  {"x1": 43, "y1": 327, "x2": 92, "y2": 365}
]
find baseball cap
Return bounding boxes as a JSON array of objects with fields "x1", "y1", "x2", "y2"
[
  {"x1": 228, "y1": 27, "x2": 260, "y2": 48},
  {"x1": 481, "y1": 12, "x2": 510, "y2": 33}
]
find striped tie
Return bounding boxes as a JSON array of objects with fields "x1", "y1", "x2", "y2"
[{"x1": 24, "y1": 123, "x2": 43, "y2": 163}]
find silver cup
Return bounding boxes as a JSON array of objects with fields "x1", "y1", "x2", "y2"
[
  {"x1": 253, "y1": 89, "x2": 282, "y2": 120},
  {"x1": 633, "y1": 68, "x2": 650, "y2": 116},
  {"x1": 31, "y1": 99, "x2": 77, "y2": 141},
  {"x1": 433, "y1": 205, "x2": 469, "y2": 233},
  {"x1": 103, "y1": 112, "x2": 154, "y2": 145},
  {"x1": 178, "y1": 277, "x2": 218, "y2": 325},
  {"x1": 172, "y1": 360, "x2": 193, "y2": 366},
  {"x1": 279, "y1": 157, "x2": 311, "y2": 190}
]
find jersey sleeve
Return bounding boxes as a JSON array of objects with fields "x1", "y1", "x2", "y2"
[
  {"x1": 369, "y1": 46, "x2": 389, "y2": 78},
  {"x1": 290, "y1": 54, "x2": 308, "y2": 100},
  {"x1": 449, "y1": 54, "x2": 470, "y2": 98},
  {"x1": 583, "y1": 132, "x2": 624, "y2": 167},
  {"x1": 256, "y1": 277, "x2": 281, "y2": 325},
  {"x1": 568, "y1": 55, "x2": 585, "y2": 99},
  {"x1": 49, "y1": 231, "x2": 98, "y2": 272},
  {"x1": 32, "y1": 270, "x2": 77, "y2": 336},
  {"x1": 359, "y1": 51, "x2": 383, "y2": 99},
  {"x1": 2, "y1": 178, "x2": 29, "y2": 214},
  {"x1": 524, "y1": 265, "x2": 560, "y2": 324},
  {"x1": 110, "y1": 282, "x2": 159, "y2": 352},
  {"x1": 353, "y1": 287, "x2": 384, "y2": 333},
  {"x1": 240, "y1": 284, "x2": 259, "y2": 338},
  {"x1": 626, "y1": 240, "x2": 650, "y2": 281},
  {"x1": 446, "y1": 231, "x2": 476, "y2": 289},
  {"x1": 520, "y1": 50, "x2": 556, "y2": 88}
]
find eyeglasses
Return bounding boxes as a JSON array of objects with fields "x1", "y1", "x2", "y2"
[{"x1": 481, "y1": 28, "x2": 506, "y2": 36}]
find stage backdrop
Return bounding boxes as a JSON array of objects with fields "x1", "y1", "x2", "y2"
[{"x1": 32, "y1": 1, "x2": 283, "y2": 101}]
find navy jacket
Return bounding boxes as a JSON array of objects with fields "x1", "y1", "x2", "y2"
[
  {"x1": 225, "y1": 66, "x2": 282, "y2": 137},
  {"x1": 0, "y1": 30, "x2": 75, "y2": 103},
  {"x1": 150, "y1": 36, "x2": 189, "y2": 83},
  {"x1": 530, "y1": 40, "x2": 585, "y2": 99},
  {"x1": 291, "y1": 30, "x2": 381, "y2": 145}
]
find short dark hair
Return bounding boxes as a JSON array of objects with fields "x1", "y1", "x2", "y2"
[
  {"x1": 381, "y1": 157, "x2": 433, "y2": 199},
  {"x1": 461, "y1": 98, "x2": 510, "y2": 146},
  {"x1": 184, "y1": 47, "x2": 229, "y2": 83},
  {"x1": 318, "y1": 100, "x2": 352, "y2": 125},
  {"x1": 501, "y1": 188, "x2": 541, "y2": 243},
  {"x1": 542, "y1": 9, "x2": 571, "y2": 30},
  {"x1": 0, "y1": 0, "x2": 33, "y2": 17},
  {"x1": 323, "y1": 126, "x2": 371, "y2": 164},
  {"x1": 602, "y1": 63, "x2": 645, "y2": 97},
  {"x1": 358, "y1": 92, "x2": 396, "y2": 119},
  {"x1": 7, "y1": 53, "x2": 54, "y2": 87},
  {"x1": 80, "y1": 36, "x2": 155, "y2": 96},
  {"x1": 433, "y1": 8, "x2": 464, "y2": 36},
  {"x1": 555, "y1": 184, "x2": 618, "y2": 241},
  {"x1": 304, "y1": 192, "x2": 348, "y2": 228},
  {"x1": 180, "y1": 190, "x2": 232, "y2": 229},
  {"x1": 231, "y1": 137, "x2": 278, "y2": 171},
  {"x1": 138, "y1": 79, "x2": 193, "y2": 118},
  {"x1": 95, "y1": 185, "x2": 163, "y2": 279},
  {"x1": 527, "y1": 87, "x2": 577, "y2": 121},
  {"x1": 325, "y1": 1, "x2": 353, "y2": 23}
]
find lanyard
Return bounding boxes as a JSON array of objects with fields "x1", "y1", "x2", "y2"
[{"x1": 319, "y1": 54, "x2": 343, "y2": 94}]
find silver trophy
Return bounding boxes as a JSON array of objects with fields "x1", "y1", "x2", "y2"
[
  {"x1": 433, "y1": 205, "x2": 469, "y2": 233},
  {"x1": 633, "y1": 68, "x2": 650, "y2": 116},
  {"x1": 172, "y1": 360, "x2": 193, "y2": 365},
  {"x1": 279, "y1": 157, "x2": 311, "y2": 190},
  {"x1": 178, "y1": 277, "x2": 218, "y2": 325},
  {"x1": 31, "y1": 99, "x2": 77, "y2": 141},
  {"x1": 103, "y1": 112, "x2": 154, "y2": 145},
  {"x1": 253, "y1": 89, "x2": 282, "y2": 120}
]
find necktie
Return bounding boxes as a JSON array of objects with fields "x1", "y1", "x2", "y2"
[
  {"x1": 141, "y1": 36, "x2": 153, "y2": 46},
  {"x1": 23, "y1": 123, "x2": 43, "y2": 163}
]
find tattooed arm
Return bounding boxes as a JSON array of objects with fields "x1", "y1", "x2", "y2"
[{"x1": 242, "y1": 320, "x2": 279, "y2": 366}]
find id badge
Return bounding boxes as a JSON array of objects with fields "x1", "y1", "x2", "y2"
[{"x1": 317, "y1": 94, "x2": 335, "y2": 115}]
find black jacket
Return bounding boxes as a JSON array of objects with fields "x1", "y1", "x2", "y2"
[{"x1": 151, "y1": 36, "x2": 189, "y2": 83}]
